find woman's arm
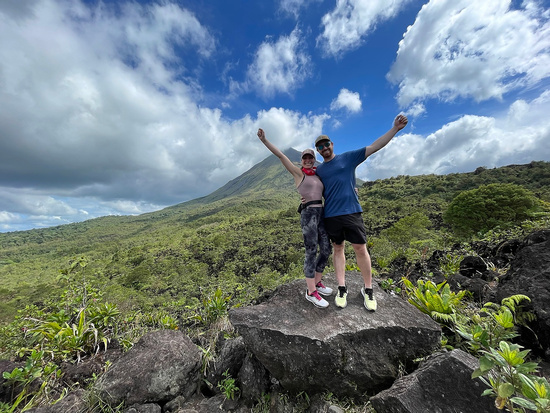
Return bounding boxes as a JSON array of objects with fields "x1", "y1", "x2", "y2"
[{"x1": 257, "y1": 128, "x2": 303, "y2": 186}]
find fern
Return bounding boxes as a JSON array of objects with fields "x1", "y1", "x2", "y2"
[
  {"x1": 402, "y1": 278, "x2": 466, "y2": 325},
  {"x1": 455, "y1": 295, "x2": 536, "y2": 356}
]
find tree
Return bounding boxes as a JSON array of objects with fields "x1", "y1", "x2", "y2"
[
  {"x1": 381, "y1": 212, "x2": 432, "y2": 251},
  {"x1": 443, "y1": 183, "x2": 540, "y2": 237}
]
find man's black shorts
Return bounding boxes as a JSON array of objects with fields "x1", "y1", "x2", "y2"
[{"x1": 324, "y1": 213, "x2": 367, "y2": 245}]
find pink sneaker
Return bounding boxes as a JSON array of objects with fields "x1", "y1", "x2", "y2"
[
  {"x1": 316, "y1": 281, "x2": 333, "y2": 296},
  {"x1": 305, "y1": 290, "x2": 329, "y2": 308}
]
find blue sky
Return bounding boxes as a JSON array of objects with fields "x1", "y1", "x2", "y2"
[{"x1": 1, "y1": 0, "x2": 550, "y2": 232}]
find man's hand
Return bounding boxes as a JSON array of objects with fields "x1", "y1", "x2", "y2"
[{"x1": 394, "y1": 114, "x2": 408, "y2": 131}]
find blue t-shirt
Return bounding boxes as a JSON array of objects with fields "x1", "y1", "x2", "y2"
[{"x1": 315, "y1": 148, "x2": 366, "y2": 218}]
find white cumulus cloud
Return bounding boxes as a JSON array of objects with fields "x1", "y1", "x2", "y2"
[
  {"x1": 317, "y1": 0, "x2": 414, "y2": 57},
  {"x1": 242, "y1": 28, "x2": 312, "y2": 98},
  {"x1": 330, "y1": 88, "x2": 362, "y2": 113},
  {"x1": 0, "y1": 1, "x2": 328, "y2": 232},
  {"x1": 362, "y1": 89, "x2": 550, "y2": 180},
  {"x1": 387, "y1": 0, "x2": 550, "y2": 108}
]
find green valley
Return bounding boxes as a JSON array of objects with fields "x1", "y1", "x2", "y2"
[{"x1": 0, "y1": 158, "x2": 549, "y2": 327}]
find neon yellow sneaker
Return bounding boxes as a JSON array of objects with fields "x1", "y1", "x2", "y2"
[
  {"x1": 335, "y1": 286, "x2": 347, "y2": 308},
  {"x1": 361, "y1": 287, "x2": 377, "y2": 312}
]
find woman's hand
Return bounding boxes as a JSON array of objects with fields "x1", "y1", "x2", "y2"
[{"x1": 257, "y1": 128, "x2": 266, "y2": 141}]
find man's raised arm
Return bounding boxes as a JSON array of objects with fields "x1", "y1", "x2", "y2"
[{"x1": 365, "y1": 114, "x2": 408, "y2": 158}]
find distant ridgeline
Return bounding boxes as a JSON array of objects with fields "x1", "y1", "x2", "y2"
[{"x1": 0, "y1": 159, "x2": 548, "y2": 246}]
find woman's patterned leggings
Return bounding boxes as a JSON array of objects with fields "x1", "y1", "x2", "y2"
[{"x1": 300, "y1": 207, "x2": 332, "y2": 278}]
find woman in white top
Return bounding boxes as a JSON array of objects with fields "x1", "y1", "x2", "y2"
[{"x1": 257, "y1": 128, "x2": 332, "y2": 308}]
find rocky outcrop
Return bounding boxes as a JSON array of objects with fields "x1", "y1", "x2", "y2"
[
  {"x1": 370, "y1": 349, "x2": 499, "y2": 413},
  {"x1": 94, "y1": 330, "x2": 202, "y2": 406},
  {"x1": 229, "y1": 272, "x2": 442, "y2": 397},
  {"x1": 492, "y1": 229, "x2": 550, "y2": 357}
]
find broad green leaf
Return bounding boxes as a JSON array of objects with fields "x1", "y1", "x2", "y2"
[
  {"x1": 510, "y1": 397, "x2": 537, "y2": 410},
  {"x1": 498, "y1": 382, "x2": 515, "y2": 398},
  {"x1": 478, "y1": 355, "x2": 495, "y2": 373}
]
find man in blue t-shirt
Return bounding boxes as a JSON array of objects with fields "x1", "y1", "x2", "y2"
[{"x1": 315, "y1": 114, "x2": 408, "y2": 311}]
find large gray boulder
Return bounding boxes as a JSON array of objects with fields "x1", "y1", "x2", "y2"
[
  {"x1": 94, "y1": 330, "x2": 202, "y2": 406},
  {"x1": 370, "y1": 349, "x2": 499, "y2": 413},
  {"x1": 229, "y1": 272, "x2": 441, "y2": 397},
  {"x1": 493, "y1": 230, "x2": 550, "y2": 357}
]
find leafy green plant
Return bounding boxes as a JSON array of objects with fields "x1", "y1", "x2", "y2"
[
  {"x1": 440, "y1": 252, "x2": 463, "y2": 278},
  {"x1": 252, "y1": 393, "x2": 272, "y2": 413},
  {"x1": 2, "y1": 349, "x2": 60, "y2": 412},
  {"x1": 473, "y1": 341, "x2": 550, "y2": 412},
  {"x1": 194, "y1": 288, "x2": 232, "y2": 326},
  {"x1": 142, "y1": 312, "x2": 178, "y2": 330},
  {"x1": 218, "y1": 369, "x2": 239, "y2": 400},
  {"x1": 88, "y1": 303, "x2": 121, "y2": 331},
  {"x1": 113, "y1": 309, "x2": 179, "y2": 352},
  {"x1": 345, "y1": 263, "x2": 360, "y2": 271},
  {"x1": 199, "y1": 345, "x2": 215, "y2": 378},
  {"x1": 27, "y1": 308, "x2": 107, "y2": 362},
  {"x1": 455, "y1": 295, "x2": 534, "y2": 355},
  {"x1": 402, "y1": 278, "x2": 467, "y2": 324},
  {"x1": 379, "y1": 278, "x2": 401, "y2": 295},
  {"x1": 426, "y1": 291, "x2": 542, "y2": 412}
]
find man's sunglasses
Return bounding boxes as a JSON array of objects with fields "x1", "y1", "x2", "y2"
[{"x1": 316, "y1": 141, "x2": 331, "y2": 150}]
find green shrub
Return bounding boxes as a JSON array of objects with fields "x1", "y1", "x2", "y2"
[
  {"x1": 439, "y1": 252, "x2": 463, "y2": 278},
  {"x1": 379, "y1": 278, "x2": 401, "y2": 295},
  {"x1": 473, "y1": 341, "x2": 550, "y2": 412},
  {"x1": 218, "y1": 369, "x2": 239, "y2": 400},
  {"x1": 455, "y1": 295, "x2": 534, "y2": 355},
  {"x1": 402, "y1": 278, "x2": 467, "y2": 325},
  {"x1": 443, "y1": 183, "x2": 542, "y2": 237},
  {"x1": 193, "y1": 288, "x2": 231, "y2": 326},
  {"x1": 1, "y1": 349, "x2": 61, "y2": 411},
  {"x1": 380, "y1": 212, "x2": 432, "y2": 252}
]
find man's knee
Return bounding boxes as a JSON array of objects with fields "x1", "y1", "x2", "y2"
[
  {"x1": 352, "y1": 243, "x2": 368, "y2": 256},
  {"x1": 332, "y1": 242, "x2": 345, "y2": 252}
]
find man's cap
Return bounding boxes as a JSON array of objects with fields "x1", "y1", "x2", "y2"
[
  {"x1": 315, "y1": 135, "x2": 330, "y2": 146},
  {"x1": 301, "y1": 148, "x2": 315, "y2": 158}
]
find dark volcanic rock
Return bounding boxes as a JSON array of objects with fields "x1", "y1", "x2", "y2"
[
  {"x1": 229, "y1": 272, "x2": 441, "y2": 397},
  {"x1": 370, "y1": 349, "x2": 499, "y2": 413},
  {"x1": 94, "y1": 330, "x2": 202, "y2": 406},
  {"x1": 493, "y1": 230, "x2": 550, "y2": 357}
]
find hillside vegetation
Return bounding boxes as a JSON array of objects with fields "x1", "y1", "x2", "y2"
[
  {"x1": 1, "y1": 160, "x2": 549, "y2": 326},
  {"x1": 1, "y1": 158, "x2": 550, "y2": 412}
]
